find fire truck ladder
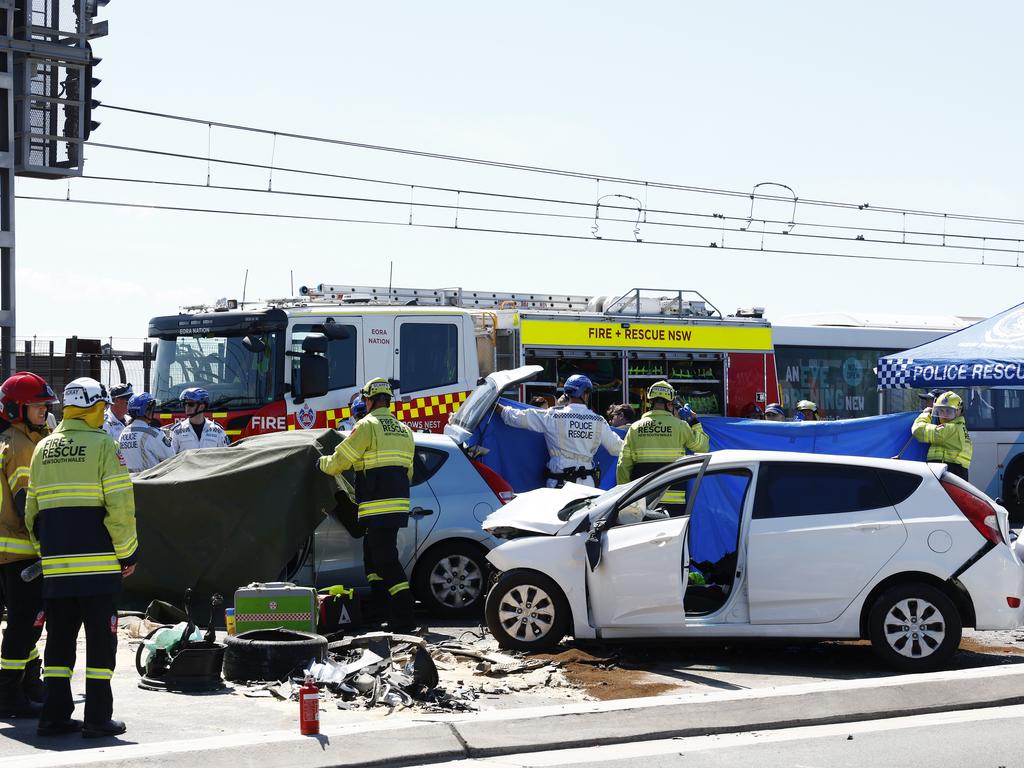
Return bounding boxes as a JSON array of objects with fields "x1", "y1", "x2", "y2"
[{"x1": 300, "y1": 284, "x2": 594, "y2": 311}]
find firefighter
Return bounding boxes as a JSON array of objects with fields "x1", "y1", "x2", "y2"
[
  {"x1": 495, "y1": 374, "x2": 622, "y2": 488},
  {"x1": 25, "y1": 377, "x2": 138, "y2": 738},
  {"x1": 794, "y1": 400, "x2": 819, "y2": 421},
  {"x1": 102, "y1": 383, "x2": 133, "y2": 443},
  {"x1": 0, "y1": 373, "x2": 57, "y2": 718},
  {"x1": 317, "y1": 378, "x2": 417, "y2": 632},
  {"x1": 169, "y1": 388, "x2": 230, "y2": 453},
  {"x1": 912, "y1": 390, "x2": 972, "y2": 481},
  {"x1": 118, "y1": 393, "x2": 175, "y2": 473},
  {"x1": 616, "y1": 381, "x2": 709, "y2": 509}
]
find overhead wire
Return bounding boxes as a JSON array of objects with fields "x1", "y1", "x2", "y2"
[
  {"x1": 16, "y1": 194, "x2": 1022, "y2": 270},
  {"x1": 100, "y1": 103, "x2": 1024, "y2": 228},
  {"x1": 71, "y1": 172, "x2": 1024, "y2": 260},
  {"x1": 82, "y1": 141, "x2": 1024, "y2": 251}
]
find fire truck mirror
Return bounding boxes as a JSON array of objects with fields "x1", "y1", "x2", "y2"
[
  {"x1": 315, "y1": 322, "x2": 351, "y2": 341},
  {"x1": 296, "y1": 333, "x2": 330, "y2": 402},
  {"x1": 241, "y1": 335, "x2": 267, "y2": 354},
  {"x1": 388, "y1": 378, "x2": 400, "y2": 394},
  {"x1": 301, "y1": 334, "x2": 329, "y2": 355}
]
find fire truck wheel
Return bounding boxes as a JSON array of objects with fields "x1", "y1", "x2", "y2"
[
  {"x1": 223, "y1": 629, "x2": 327, "y2": 683},
  {"x1": 412, "y1": 539, "x2": 491, "y2": 618}
]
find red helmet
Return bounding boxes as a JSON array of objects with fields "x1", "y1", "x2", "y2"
[{"x1": 1, "y1": 372, "x2": 58, "y2": 423}]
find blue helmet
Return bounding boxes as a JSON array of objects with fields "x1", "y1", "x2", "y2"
[
  {"x1": 180, "y1": 387, "x2": 210, "y2": 404},
  {"x1": 563, "y1": 374, "x2": 593, "y2": 398},
  {"x1": 127, "y1": 392, "x2": 156, "y2": 418},
  {"x1": 351, "y1": 396, "x2": 367, "y2": 419}
]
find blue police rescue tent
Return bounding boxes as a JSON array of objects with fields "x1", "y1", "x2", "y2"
[{"x1": 877, "y1": 301, "x2": 1024, "y2": 390}]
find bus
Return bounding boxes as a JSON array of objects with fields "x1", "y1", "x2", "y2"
[{"x1": 772, "y1": 312, "x2": 1024, "y2": 522}]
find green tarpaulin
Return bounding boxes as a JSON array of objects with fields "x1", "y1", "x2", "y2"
[{"x1": 124, "y1": 428, "x2": 345, "y2": 606}]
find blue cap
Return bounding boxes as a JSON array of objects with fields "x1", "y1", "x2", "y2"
[
  {"x1": 563, "y1": 374, "x2": 594, "y2": 398},
  {"x1": 180, "y1": 387, "x2": 210, "y2": 403},
  {"x1": 127, "y1": 392, "x2": 156, "y2": 418}
]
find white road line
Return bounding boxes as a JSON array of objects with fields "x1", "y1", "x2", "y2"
[{"x1": 422, "y1": 704, "x2": 1024, "y2": 767}]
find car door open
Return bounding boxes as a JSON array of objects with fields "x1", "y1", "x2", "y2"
[{"x1": 584, "y1": 456, "x2": 709, "y2": 627}]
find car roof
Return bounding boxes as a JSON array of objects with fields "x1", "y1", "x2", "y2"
[
  {"x1": 412, "y1": 432, "x2": 459, "y2": 450},
  {"x1": 705, "y1": 449, "x2": 932, "y2": 476}
]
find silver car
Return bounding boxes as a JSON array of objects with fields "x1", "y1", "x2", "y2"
[{"x1": 298, "y1": 431, "x2": 511, "y2": 617}]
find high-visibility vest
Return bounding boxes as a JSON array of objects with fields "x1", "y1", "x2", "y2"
[
  {"x1": 912, "y1": 413, "x2": 972, "y2": 469},
  {"x1": 25, "y1": 418, "x2": 138, "y2": 597},
  {"x1": 0, "y1": 422, "x2": 45, "y2": 564}
]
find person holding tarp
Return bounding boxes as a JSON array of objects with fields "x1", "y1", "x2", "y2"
[
  {"x1": 911, "y1": 391, "x2": 972, "y2": 481},
  {"x1": 616, "y1": 381, "x2": 709, "y2": 513}
]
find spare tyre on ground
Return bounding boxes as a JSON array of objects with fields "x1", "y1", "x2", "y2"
[{"x1": 223, "y1": 629, "x2": 328, "y2": 682}]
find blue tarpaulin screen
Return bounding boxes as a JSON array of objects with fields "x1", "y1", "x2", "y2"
[{"x1": 475, "y1": 400, "x2": 926, "y2": 493}]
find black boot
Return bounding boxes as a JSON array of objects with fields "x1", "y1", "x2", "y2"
[
  {"x1": 0, "y1": 671, "x2": 41, "y2": 718},
  {"x1": 386, "y1": 589, "x2": 418, "y2": 634},
  {"x1": 22, "y1": 659, "x2": 43, "y2": 705},
  {"x1": 37, "y1": 718, "x2": 83, "y2": 736},
  {"x1": 83, "y1": 718, "x2": 126, "y2": 738}
]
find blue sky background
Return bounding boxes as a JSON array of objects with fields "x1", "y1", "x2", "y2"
[{"x1": 14, "y1": 1, "x2": 1024, "y2": 342}]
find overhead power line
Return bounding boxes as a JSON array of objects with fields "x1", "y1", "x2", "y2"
[
  {"x1": 100, "y1": 103, "x2": 1024, "y2": 229},
  {"x1": 83, "y1": 142, "x2": 1024, "y2": 254},
  {"x1": 73, "y1": 173, "x2": 1024, "y2": 261},
  {"x1": 17, "y1": 194, "x2": 1022, "y2": 271}
]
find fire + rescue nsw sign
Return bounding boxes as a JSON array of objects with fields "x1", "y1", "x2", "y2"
[{"x1": 519, "y1": 319, "x2": 773, "y2": 352}]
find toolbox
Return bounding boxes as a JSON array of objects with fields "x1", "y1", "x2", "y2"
[{"x1": 233, "y1": 582, "x2": 318, "y2": 634}]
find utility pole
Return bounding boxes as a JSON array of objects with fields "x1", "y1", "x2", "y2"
[{"x1": 0, "y1": 0, "x2": 110, "y2": 377}]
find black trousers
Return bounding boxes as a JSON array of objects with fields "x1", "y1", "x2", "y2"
[
  {"x1": 945, "y1": 463, "x2": 969, "y2": 481},
  {"x1": 41, "y1": 593, "x2": 118, "y2": 725},
  {"x1": 0, "y1": 560, "x2": 43, "y2": 681},
  {"x1": 362, "y1": 526, "x2": 414, "y2": 630}
]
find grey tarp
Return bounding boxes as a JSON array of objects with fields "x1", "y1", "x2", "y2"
[{"x1": 124, "y1": 428, "x2": 345, "y2": 605}]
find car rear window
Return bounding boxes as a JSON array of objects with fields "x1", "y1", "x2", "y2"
[
  {"x1": 877, "y1": 469, "x2": 923, "y2": 506},
  {"x1": 412, "y1": 447, "x2": 448, "y2": 486},
  {"x1": 753, "y1": 462, "x2": 890, "y2": 519}
]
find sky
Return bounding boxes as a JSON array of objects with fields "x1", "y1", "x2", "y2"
[{"x1": 13, "y1": 1, "x2": 1024, "y2": 345}]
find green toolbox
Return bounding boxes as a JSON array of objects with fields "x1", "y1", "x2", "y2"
[{"x1": 233, "y1": 582, "x2": 318, "y2": 634}]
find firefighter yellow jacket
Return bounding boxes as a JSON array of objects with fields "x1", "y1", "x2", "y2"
[
  {"x1": 0, "y1": 421, "x2": 46, "y2": 564},
  {"x1": 318, "y1": 407, "x2": 415, "y2": 527},
  {"x1": 616, "y1": 409, "x2": 709, "y2": 486},
  {"x1": 24, "y1": 418, "x2": 138, "y2": 597},
  {"x1": 912, "y1": 412, "x2": 973, "y2": 469}
]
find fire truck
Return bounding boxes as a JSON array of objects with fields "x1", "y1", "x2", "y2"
[{"x1": 147, "y1": 285, "x2": 780, "y2": 438}]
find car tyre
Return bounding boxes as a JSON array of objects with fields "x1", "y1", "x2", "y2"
[
  {"x1": 413, "y1": 540, "x2": 490, "y2": 618},
  {"x1": 867, "y1": 582, "x2": 962, "y2": 672},
  {"x1": 223, "y1": 629, "x2": 327, "y2": 683},
  {"x1": 485, "y1": 569, "x2": 571, "y2": 652}
]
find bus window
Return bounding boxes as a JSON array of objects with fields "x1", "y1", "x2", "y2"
[{"x1": 775, "y1": 345, "x2": 894, "y2": 419}]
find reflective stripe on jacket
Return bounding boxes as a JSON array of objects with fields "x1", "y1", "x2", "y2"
[
  {"x1": 911, "y1": 413, "x2": 972, "y2": 469},
  {"x1": 616, "y1": 409, "x2": 709, "y2": 488},
  {"x1": 0, "y1": 422, "x2": 46, "y2": 564},
  {"x1": 319, "y1": 407, "x2": 415, "y2": 527},
  {"x1": 24, "y1": 418, "x2": 138, "y2": 597}
]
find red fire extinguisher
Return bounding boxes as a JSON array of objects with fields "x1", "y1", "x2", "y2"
[{"x1": 299, "y1": 674, "x2": 320, "y2": 735}]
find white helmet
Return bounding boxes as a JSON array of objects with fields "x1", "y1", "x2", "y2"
[{"x1": 63, "y1": 377, "x2": 111, "y2": 408}]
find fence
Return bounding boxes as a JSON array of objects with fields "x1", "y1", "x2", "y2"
[{"x1": 16, "y1": 337, "x2": 154, "y2": 409}]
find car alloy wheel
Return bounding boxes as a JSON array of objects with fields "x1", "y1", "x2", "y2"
[
  {"x1": 496, "y1": 583, "x2": 556, "y2": 644},
  {"x1": 867, "y1": 582, "x2": 961, "y2": 671},
  {"x1": 882, "y1": 597, "x2": 946, "y2": 659},
  {"x1": 429, "y1": 553, "x2": 484, "y2": 611},
  {"x1": 487, "y1": 570, "x2": 571, "y2": 651}
]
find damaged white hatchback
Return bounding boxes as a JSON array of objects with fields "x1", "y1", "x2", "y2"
[{"x1": 483, "y1": 451, "x2": 1024, "y2": 671}]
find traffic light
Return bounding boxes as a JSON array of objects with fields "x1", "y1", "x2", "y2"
[{"x1": 83, "y1": 46, "x2": 101, "y2": 141}]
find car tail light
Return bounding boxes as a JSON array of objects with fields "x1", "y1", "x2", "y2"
[
  {"x1": 472, "y1": 460, "x2": 515, "y2": 505},
  {"x1": 1008, "y1": 597, "x2": 1021, "y2": 608},
  {"x1": 941, "y1": 479, "x2": 1004, "y2": 545}
]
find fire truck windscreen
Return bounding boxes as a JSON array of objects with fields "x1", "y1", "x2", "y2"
[{"x1": 151, "y1": 334, "x2": 279, "y2": 412}]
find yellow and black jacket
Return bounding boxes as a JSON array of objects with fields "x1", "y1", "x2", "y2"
[
  {"x1": 319, "y1": 407, "x2": 415, "y2": 528},
  {"x1": 25, "y1": 419, "x2": 138, "y2": 597},
  {"x1": 0, "y1": 421, "x2": 46, "y2": 564},
  {"x1": 616, "y1": 409, "x2": 709, "y2": 500},
  {"x1": 911, "y1": 412, "x2": 973, "y2": 469}
]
